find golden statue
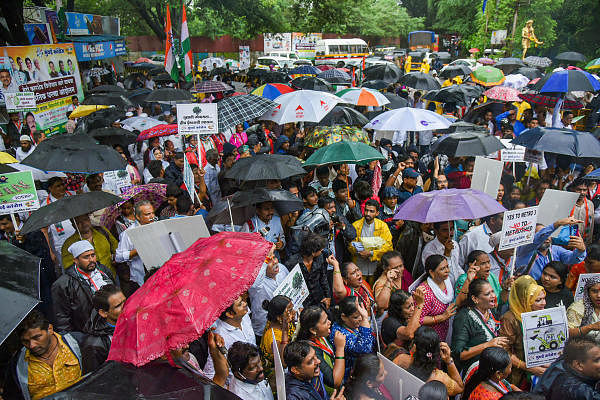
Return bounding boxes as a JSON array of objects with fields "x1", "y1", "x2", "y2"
[{"x1": 521, "y1": 19, "x2": 543, "y2": 59}]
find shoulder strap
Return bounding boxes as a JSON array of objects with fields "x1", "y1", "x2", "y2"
[{"x1": 246, "y1": 218, "x2": 254, "y2": 232}]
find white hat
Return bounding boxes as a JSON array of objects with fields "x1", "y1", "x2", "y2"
[
  {"x1": 19, "y1": 135, "x2": 32, "y2": 142},
  {"x1": 125, "y1": 111, "x2": 134, "y2": 117},
  {"x1": 163, "y1": 111, "x2": 171, "y2": 116},
  {"x1": 68, "y1": 240, "x2": 94, "y2": 258},
  {"x1": 140, "y1": 112, "x2": 148, "y2": 117},
  {"x1": 489, "y1": 231, "x2": 502, "y2": 249}
]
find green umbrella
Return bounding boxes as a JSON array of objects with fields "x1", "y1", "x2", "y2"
[
  {"x1": 304, "y1": 125, "x2": 369, "y2": 148},
  {"x1": 470, "y1": 66, "x2": 506, "y2": 87},
  {"x1": 304, "y1": 141, "x2": 385, "y2": 167},
  {"x1": 585, "y1": 58, "x2": 600, "y2": 71}
]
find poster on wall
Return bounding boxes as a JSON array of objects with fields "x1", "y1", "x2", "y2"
[
  {"x1": 65, "y1": 12, "x2": 120, "y2": 36},
  {"x1": 263, "y1": 33, "x2": 292, "y2": 54},
  {"x1": 0, "y1": 43, "x2": 84, "y2": 136},
  {"x1": 291, "y1": 33, "x2": 322, "y2": 59},
  {"x1": 239, "y1": 46, "x2": 250, "y2": 70},
  {"x1": 24, "y1": 24, "x2": 52, "y2": 45}
]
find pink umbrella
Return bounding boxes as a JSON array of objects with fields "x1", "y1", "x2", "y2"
[
  {"x1": 469, "y1": 48, "x2": 480, "y2": 54},
  {"x1": 107, "y1": 232, "x2": 273, "y2": 366},
  {"x1": 135, "y1": 57, "x2": 152, "y2": 63},
  {"x1": 478, "y1": 57, "x2": 495, "y2": 65},
  {"x1": 136, "y1": 124, "x2": 178, "y2": 141},
  {"x1": 99, "y1": 183, "x2": 167, "y2": 228},
  {"x1": 484, "y1": 86, "x2": 522, "y2": 102},
  {"x1": 316, "y1": 65, "x2": 334, "y2": 71}
]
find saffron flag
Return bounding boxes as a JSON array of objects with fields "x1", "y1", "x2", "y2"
[
  {"x1": 181, "y1": 5, "x2": 193, "y2": 82},
  {"x1": 164, "y1": 4, "x2": 179, "y2": 82}
]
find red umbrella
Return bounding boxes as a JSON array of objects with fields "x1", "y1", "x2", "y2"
[
  {"x1": 136, "y1": 124, "x2": 178, "y2": 141},
  {"x1": 317, "y1": 65, "x2": 334, "y2": 71},
  {"x1": 107, "y1": 232, "x2": 273, "y2": 366},
  {"x1": 519, "y1": 92, "x2": 583, "y2": 109},
  {"x1": 135, "y1": 57, "x2": 152, "y2": 63},
  {"x1": 469, "y1": 48, "x2": 480, "y2": 54}
]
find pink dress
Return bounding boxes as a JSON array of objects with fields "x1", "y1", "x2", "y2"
[
  {"x1": 229, "y1": 132, "x2": 248, "y2": 148},
  {"x1": 418, "y1": 281, "x2": 451, "y2": 341}
]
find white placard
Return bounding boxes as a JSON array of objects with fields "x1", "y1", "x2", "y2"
[
  {"x1": 102, "y1": 170, "x2": 132, "y2": 195},
  {"x1": 536, "y1": 189, "x2": 579, "y2": 226},
  {"x1": 272, "y1": 264, "x2": 309, "y2": 310},
  {"x1": 271, "y1": 329, "x2": 286, "y2": 400},
  {"x1": 471, "y1": 156, "x2": 503, "y2": 199},
  {"x1": 574, "y1": 273, "x2": 600, "y2": 301},
  {"x1": 524, "y1": 148, "x2": 544, "y2": 164},
  {"x1": 176, "y1": 103, "x2": 218, "y2": 135},
  {"x1": 499, "y1": 206, "x2": 538, "y2": 251},
  {"x1": 182, "y1": 155, "x2": 195, "y2": 201},
  {"x1": 239, "y1": 46, "x2": 250, "y2": 70},
  {"x1": 522, "y1": 306, "x2": 568, "y2": 368},
  {"x1": 377, "y1": 353, "x2": 403, "y2": 400},
  {"x1": 127, "y1": 215, "x2": 210, "y2": 268},
  {"x1": 4, "y1": 92, "x2": 36, "y2": 112},
  {"x1": 378, "y1": 352, "x2": 424, "y2": 398},
  {"x1": 501, "y1": 148, "x2": 526, "y2": 162}
]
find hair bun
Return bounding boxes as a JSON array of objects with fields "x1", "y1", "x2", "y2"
[{"x1": 262, "y1": 299, "x2": 270, "y2": 311}]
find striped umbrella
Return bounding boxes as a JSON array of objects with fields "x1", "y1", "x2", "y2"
[
  {"x1": 518, "y1": 92, "x2": 582, "y2": 109},
  {"x1": 136, "y1": 124, "x2": 178, "y2": 141},
  {"x1": 193, "y1": 80, "x2": 233, "y2": 93},
  {"x1": 477, "y1": 57, "x2": 495, "y2": 65},
  {"x1": 483, "y1": 86, "x2": 522, "y2": 102},
  {"x1": 471, "y1": 66, "x2": 505, "y2": 86},
  {"x1": 217, "y1": 94, "x2": 276, "y2": 131},
  {"x1": 317, "y1": 69, "x2": 352, "y2": 84},
  {"x1": 524, "y1": 56, "x2": 552, "y2": 68},
  {"x1": 336, "y1": 87, "x2": 390, "y2": 106},
  {"x1": 585, "y1": 58, "x2": 600, "y2": 70},
  {"x1": 251, "y1": 83, "x2": 294, "y2": 100}
]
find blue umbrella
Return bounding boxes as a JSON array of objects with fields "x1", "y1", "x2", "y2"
[
  {"x1": 289, "y1": 65, "x2": 321, "y2": 75},
  {"x1": 584, "y1": 168, "x2": 600, "y2": 180},
  {"x1": 533, "y1": 69, "x2": 600, "y2": 93},
  {"x1": 511, "y1": 127, "x2": 600, "y2": 158}
]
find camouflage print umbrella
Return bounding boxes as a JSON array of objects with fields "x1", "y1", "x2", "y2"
[{"x1": 304, "y1": 125, "x2": 370, "y2": 148}]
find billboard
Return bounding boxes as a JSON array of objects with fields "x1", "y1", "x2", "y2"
[
  {"x1": 73, "y1": 40, "x2": 127, "y2": 61},
  {"x1": 24, "y1": 24, "x2": 52, "y2": 45},
  {"x1": 292, "y1": 33, "x2": 322, "y2": 59},
  {"x1": 0, "y1": 43, "x2": 84, "y2": 136},
  {"x1": 65, "y1": 12, "x2": 120, "y2": 36},
  {"x1": 264, "y1": 33, "x2": 292, "y2": 54}
]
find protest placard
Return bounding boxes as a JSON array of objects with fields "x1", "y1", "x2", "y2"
[
  {"x1": 182, "y1": 155, "x2": 195, "y2": 201},
  {"x1": 103, "y1": 170, "x2": 132, "y2": 195},
  {"x1": 271, "y1": 329, "x2": 286, "y2": 400},
  {"x1": 471, "y1": 156, "x2": 503, "y2": 199},
  {"x1": 0, "y1": 171, "x2": 40, "y2": 213},
  {"x1": 378, "y1": 352, "x2": 424, "y2": 398},
  {"x1": 273, "y1": 264, "x2": 309, "y2": 310},
  {"x1": 176, "y1": 103, "x2": 218, "y2": 135},
  {"x1": 499, "y1": 206, "x2": 538, "y2": 251},
  {"x1": 524, "y1": 148, "x2": 544, "y2": 164},
  {"x1": 4, "y1": 92, "x2": 37, "y2": 112},
  {"x1": 574, "y1": 273, "x2": 600, "y2": 301},
  {"x1": 377, "y1": 353, "x2": 403, "y2": 400},
  {"x1": 522, "y1": 306, "x2": 568, "y2": 368},
  {"x1": 536, "y1": 189, "x2": 579, "y2": 226}
]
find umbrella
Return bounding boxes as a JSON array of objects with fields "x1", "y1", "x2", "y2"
[
  {"x1": 260, "y1": 71, "x2": 290, "y2": 84},
  {"x1": 20, "y1": 191, "x2": 123, "y2": 235},
  {"x1": 336, "y1": 87, "x2": 390, "y2": 107},
  {"x1": 555, "y1": 52, "x2": 586, "y2": 63},
  {"x1": 511, "y1": 127, "x2": 600, "y2": 158},
  {"x1": 0, "y1": 164, "x2": 18, "y2": 174},
  {"x1": 217, "y1": 94, "x2": 276, "y2": 132},
  {"x1": 126, "y1": 88, "x2": 152, "y2": 105},
  {"x1": 251, "y1": 83, "x2": 295, "y2": 100},
  {"x1": 89, "y1": 85, "x2": 126, "y2": 94},
  {"x1": 317, "y1": 69, "x2": 352, "y2": 84},
  {"x1": 478, "y1": 57, "x2": 496, "y2": 65},
  {"x1": 470, "y1": 66, "x2": 505, "y2": 87},
  {"x1": 361, "y1": 80, "x2": 391, "y2": 90},
  {"x1": 513, "y1": 67, "x2": 543, "y2": 80},
  {"x1": 6, "y1": 163, "x2": 66, "y2": 181},
  {"x1": 121, "y1": 116, "x2": 163, "y2": 132},
  {"x1": 393, "y1": 188, "x2": 506, "y2": 223},
  {"x1": 494, "y1": 57, "x2": 526, "y2": 73},
  {"x1": 502, "y1": 74, "x2": 530, "y2": 89},
  {"x1": 382, "y1": 93, "x2": 409, "y2": 109},
  {"x1": 82, "y1": 94, "x2": 133, "y2": 108},
  {"x1": 430, "y1": 131, "x2": 505, "y2": 157},
  {"x1": 0, "y1": 241, "x2": 40, "y2": 345},
  {"x1": 224, "y1": 154, "x2": 306, "y2": 182},
  {"x1": 129, "y1": 63, "x2": 164, "y2": 73},
  {"x1": 193, "y1": 81, "x2": 233, "y2": 93},
  {"x1": 289, "y1": 65, "x2": 321, "y2": 75},
  {"x1": 444, "y1": 121, "x2": 488, "y2": 133},
  {"x1": 135, "y1": 57, "x2": 152, "y2": 63},
  {"x1": 463, "y1": 100, "x2": 504, "y2": 123},
  {"x1": 153, "y1": 72, "x2": 177, "y2": 83},
  {"x1": 291, "y1": 76, "x2": 334, "y2": 92},
  {"x1": 78, "y1": 107, "x2": 125, "y2": 130},
  {"x1": 314, "y1": 106, "x2": 370, "y2": 127},
  {"x1": 363, "y1": 64, "x2": 402, "y2": 83},
  {"x1": 524, "y1": 56, "x2": 552, "y2": 68},
  {"x1": 469, "y1": 48, "x2": 480, "y2": 54},
  {"x1": 0, "y1": 152, "x2": 17, "y2": 163},
  {"x1": 43, "y1": 360, "x2": 239, "y2": 400},
  {"x1": 518, "y1": 92, "x2": 583, "y2": 109},
  {"x1": 206, "y1": 197, "x2": 256, "y2": 226},
  {"x1": 260, "y1": 90, "x2": 343, "y2": 124},
  {"x1": 364, "y1": 107, "x2": 452, "y2": 132},
  {"x1": 21, "y1": 134, "x2": 127, "y2": 173},
  {"x1": 136, "y1": 124, "x2": 178, "y2": 141},
  {"x1": 532, "y1": 69, "x2": 600, "y2": 93},
  {"x1": 304, "y1": 141, "x2": 385, "y2": 167},
  {"x1": 316, "y1": 65, "x2": 334, "y2": 71},
  {"x1": 440, "y1": 65, "x2": 473, "y2": 79},
  {"x1": 585, "y1": 58, "x2": 600, "y2": 70},
  {"x1": 423, "y1": 84, "x2": 483, "y2": 107},
  {"x1": 100, "y1": 183, "x2": 167, "y2": 228},
  {"x1": 144, "y1": 88, "x2": 194, "y2": 104},
  {"x1": 89, "y1": 127, "x2": 138, "y2": 147},
  {"x1": 398, "y1": 72, "x2": 441, "y2": 90},
  {"x1": 484, "y1": 86, "x2": 522, "y2": 102},
  {"x1": 107, "y1": 232, "x2": 272, "y2": 366},
  {"x1": 304, "y1": 125, "x2": 369, "y2": 148},
  {"x1": 584, "y1": 168, "x2": 600, "y2": 180},
  {"x1": 69, "y1": 105, "x2": 110, "y2": 119}
]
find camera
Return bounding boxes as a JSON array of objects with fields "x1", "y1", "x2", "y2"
[{"x1": 331, "y1": 215, "x2": 340, "y2": 224}]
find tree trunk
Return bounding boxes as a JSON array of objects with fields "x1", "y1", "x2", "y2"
[
  {"x1": 66, "y1": 0, "x2": 75, "y2": 12},
  {"x1": 130, "y1": 0, "x2": 166, "y2": 40},
  {"x1": 0, "y1": 0, "x2": 29, "y2": 45}
]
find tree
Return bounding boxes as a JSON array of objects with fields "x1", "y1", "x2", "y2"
[{"x1": 551, "y1": 0, "x2": 600, "y2": 58}]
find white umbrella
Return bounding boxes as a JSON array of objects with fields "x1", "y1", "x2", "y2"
[
  {"x1": 502, "y1": 74, "x2": 530, "y2": 89},
  {"x1": 8, "y1": 163, "x2": 66, "y2": 181},
  {"x1": 260, "y1": 90, "x2": 344, "y2": 124},
  {"x1": 121, "y1": 116, "x2": 163, "y2": 132},
  {"x1": 364, "y1": 107, "x2": 452, "y2": 132},
  {"x1": 335, "y1": 88, "x2": 390, "y2": 107}
]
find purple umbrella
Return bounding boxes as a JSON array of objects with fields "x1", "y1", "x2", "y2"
[
  {"x1": 393, "y1": 188, "x2": 506, "y2": 223},
  {"x1": 100, "y1": 183, "x2": 167, "y2": 228}
]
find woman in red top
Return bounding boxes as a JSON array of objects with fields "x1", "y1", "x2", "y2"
[
  {"x1": 462, "y1": 347, "x2": 518, "y2": 400},
  {"x1": 331, "y1": 257, "x2": 375, "y2": 314}
]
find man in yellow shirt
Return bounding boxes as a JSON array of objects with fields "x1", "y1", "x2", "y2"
[{"x1": 6, "y1": 310, "x2": 82, "y2": 400}]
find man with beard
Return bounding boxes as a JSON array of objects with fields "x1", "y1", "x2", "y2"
[
  {"x1": 570, "y1": 178, "x2": 595, "y2": 245},
  {"x1": 15, "y1": 135, "x2": 35, "y2": 161},
  {"x1": 514, "y1": 216, "x2": 586, "y2": 280},
  {"x1": 51, "y1": 240, "x2": 115, "y2": 333},
  {"x1": 227, "y1": 342, "x2": 273, "y2": 400}
]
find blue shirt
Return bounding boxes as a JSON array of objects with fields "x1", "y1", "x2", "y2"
[
  {"x1": 495, "y1": 111, "x2": 526, "y2": 136},
  {"x1": 515, "y1": 224, "x2": 587, "y2": 279},
  {"x1": 329, "y1": 323, "x2": 373, "y2": 380},
  {"x1": 397, "y1": 185, "x2": 423, "y2": 205}
]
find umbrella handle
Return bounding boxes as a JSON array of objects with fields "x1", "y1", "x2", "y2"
[{"x1": 227, "y1": 198, "x2": 234, "y2": 232}]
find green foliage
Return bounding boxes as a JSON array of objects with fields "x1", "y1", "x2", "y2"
[{"x1": 551, "y1": 0, "x2": 600, "y2": 58}]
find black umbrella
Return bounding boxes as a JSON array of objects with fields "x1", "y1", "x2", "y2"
[
  {"x1": 0, "y1": 163, "x2": 18, "y2": 173},
  {"x1": 398, "y1": 72, "x2": 441, "y2": 90},
  {"x1": 0, "y1": 241, "x2": 40, "y2": 345},
  {"x1": 361, "y1": 80, "x2": 391, "y2": 90},
  {"x1": 129, "y1": 62, "x2": 165, "y2": 74},
  {"x1": 89, "y1": 84, "x2": 126, "y2": 94},
  {"x1": 423, "y1": 84, "x2": 482, "y2": 106},
  {"x1": 21, "y1": 191, "x2": 123, "y2": 235},
  {"x1": 126, "y1": 88, "x2": 152, "y2": 105},
  {"x1": 89, "y1": 127, "x2": 138, "y2": 147},
  {"x1": 555, "y1": 51, "x2": 586, "y2": 63},
  {"x1": 511, "y1": 127, "x2": 600, "y2": 158},
  {"x1": 439, "y1": 65, "x2": 472, "y2": 79},
  {"x1": 512, "y1": 67, "x2": 543, "y2": 80},
  {"x1": 494, "y1": 57, "x2": 526, "y2": 73},
  {"x1": 382, "y1": 93, "x2": 409, "y2": 109},
  {"x1": 463, "y1": 100, "x2": 504, "y2": 123},
  {"x1": 224, "y1": 154, "x2": 306, "y2": 182},
  {"x1": 82, "y1": 94, "x2": 133, "y2": 109},
  {"x1": 313, "y1": 106, "x2": 370, "y2": 127},
  {"x1": 291, "y1": 76, "x2": 334, "y2": 92},
  {"x1": 144, "y1": 88, "x2": 194, "y2": 104},
  {"x1": 363, "y1": 64, "x2": 402, "y2": 83},
  {"x1": 217, "y1": 94, "x2": 276, "y2": 132},
  {"x1": 76, "y1": 107, "x2": 125, "y2": 132},
  {"x1": 153, "y1": 72, "x2": 177, "y2": 83},
  {"x1": 446, "y1": 121, "x2": 488, "y2": 133},
  {"x1": 261, "y1": 71, "x2": 290, "y2": 84},
  {"x1": 247, "y1": 68, "x2": 268, "y2": 78},
  {"x1": 43, "y1": 360, "x2": 240, "y2": 400},
  {"x1": 431, "y1": 131, "x2": 505, "y2": 157},
  {"x1": 21, "y1": 134, "x2": 127, "y2": 174}
]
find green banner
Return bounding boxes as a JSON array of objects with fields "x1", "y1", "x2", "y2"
[{"x1": 0, "y1": 171, "x2": 40, "y2": 213}]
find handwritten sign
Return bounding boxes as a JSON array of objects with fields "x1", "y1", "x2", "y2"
[
  {"x1": 499, "y1": 206, "x2": 538, "y2": 251},
  {"x1": 522, "y1": 306, "x2": 568, "y2": 368},
  {"x1": 574, "y1": 273, "x2": 600, "y2": 302},
  {"x1": 273, "y1": 264, "x2": 309, "y2": 310},
  {"x1": 176, "y1": 103, "x2": 218, "y2": 135}
]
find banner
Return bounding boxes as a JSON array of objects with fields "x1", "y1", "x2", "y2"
[
  {"x1": 273, "y1": 264, "x2": 309, "y2": 310},
  {"x1": 65, "y1": 12, "x2": 120, "y2": 36},
  {"x1": 0, "y1": 171, "x2": 40, "y2": 213},
  {"x1": 264, "y1": 33, "x2": 292, "y2": 54},
  {"x1": 0, "y1": 43, "x2": 84, "y2": 136},
  {"x1": 176, "y1": 103, "x2": 218, "y2": 135},
  {"x1": 4, "y1": 92, "x2": 37, "y2": 112},
  {"x1": 73, "y1": 40, "x2": 127, "y2": 61},
  {"x1": 499, "y1": 206, "x2": 538, "y2": 251},
  {"x1": 522, "y1": 306, "x2": 568, "y2": 368},
  {"x1": 102, "y1": 170, "x2": 132, "y2": 195},
  {"x1": 292, "y1": 33, "x2": 322, "y2": 59},
  {"x1": 574, "y1": 273, "x2": 600, "y2": 301},
  {"x1": 239, "y1": 46, "x2": 250, "y2": 70},
  {"x1": 24, "y1": 24, "x2": 52, "y2": 45}
]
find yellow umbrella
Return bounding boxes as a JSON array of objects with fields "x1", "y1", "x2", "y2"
[
  {"x1": 69, "y1": 105, "x2": 109, "y2": 119},
  {"x1": 0, "y1": 152, "x2": 18, "y2": 163}
]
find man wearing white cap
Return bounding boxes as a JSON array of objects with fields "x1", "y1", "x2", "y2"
[
  {"x1": 51, "y1": 240, "x2": 114, "y2": 333},
  {"x1": 15, "y1": 134, "x2": 35, "y2": 161}
]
